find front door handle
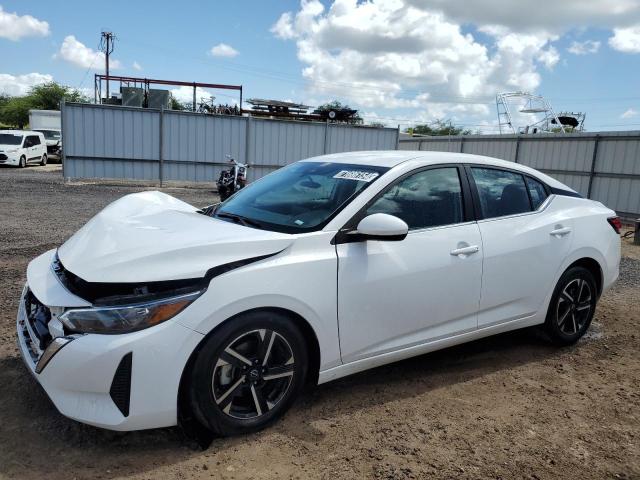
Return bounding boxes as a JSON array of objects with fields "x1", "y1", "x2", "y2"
[
  {"x1": 550, "y1": 226, "x2": 571, "y2": 237},
  {"x1": 450, "y1": 245, "x2": 479, "y2": 256}
]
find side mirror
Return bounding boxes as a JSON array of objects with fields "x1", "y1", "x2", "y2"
[{"x1": 355, "y1": 213, "x2": 408, "y2": 241}]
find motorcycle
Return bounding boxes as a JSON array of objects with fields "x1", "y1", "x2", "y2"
[{"x1": 217, "y1": 154, "x2": 249, "y2": 201}]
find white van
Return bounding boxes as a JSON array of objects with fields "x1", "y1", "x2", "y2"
[{"x1": 0, "y1": 130, "x2": 48, "y2": 167}]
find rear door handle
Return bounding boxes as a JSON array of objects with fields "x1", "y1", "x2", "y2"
[
  {"x1": 450, "y1": 245, "x2": 479, "y2": 256},
  {"x1": 550, "y1": 226, "x2": 571, "y2": 237}
]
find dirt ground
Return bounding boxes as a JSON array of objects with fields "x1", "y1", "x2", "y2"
[{"x1": 0, "y1": 165, "x2": 638, "y2": 480}]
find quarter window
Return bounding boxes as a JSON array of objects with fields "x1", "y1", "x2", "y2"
[
  {"x1": 471, "y1": 167, "x2": 531, "y2": 218},
  {"x1": 366, "y1": 167, "x2": 464, "y2": 230},
  {"x1": 526, "y1": 177, "x2": 548, "y2": 209}
]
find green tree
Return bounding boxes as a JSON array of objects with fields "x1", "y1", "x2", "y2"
[
  {"x1": 405, "y1": 119, "x2": 472, "y2": 136},
  {"x1": 368, "y1": 121, "x2": 386, "y2": 128},
  {"x1": 0, "y1": 96, "x2": 33, "y2": 128},
  {"x1": 28, "y1": 82, "x2": 89, "y2": 110},
  {"x1": 170, "y1": 96, "x2": 187, "y2": 111}
]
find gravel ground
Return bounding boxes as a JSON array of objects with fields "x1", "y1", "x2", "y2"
[{"x1": 0, "y1": 165, "x2": 638, "y2": 480}]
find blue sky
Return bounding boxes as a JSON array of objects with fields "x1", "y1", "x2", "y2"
[{"x1": 1, "y1": 0, "x2": 640, "y2": 133}]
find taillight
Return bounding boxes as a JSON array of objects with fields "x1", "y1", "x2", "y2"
[{"x1": 607, "y1": 216, "x2": 622, "y2": 234}]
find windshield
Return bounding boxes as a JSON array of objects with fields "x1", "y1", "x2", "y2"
[
  {"x1": 35, "y1": 130, "x2": 61, "y2": 140},
  {"x1": 215, "y1": 161, "x2": 388, "y2": 233},
  {"x1": 0, "y1": 133, "x2": 23, "y2": 146}
]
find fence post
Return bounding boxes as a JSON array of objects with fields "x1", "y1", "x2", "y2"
[
  {"x1": 60, "y1": 99, "x2": 67, "y2": 182},
  {"x1": 513, "y1": 135, "x2": 521, "y2": 163},
  {"x1": 419, "y1": 139, "x2": 424, "y2": 151},
  {"x1": 159, "y1": 106, "x2": 164, "y2": 187},
  {"x1": 586, "y1": 134, "x2": 600, "y2": 199},
  {"x1": 395, "y1": 124, "x2": 400, "y2": 150},
  {"x1": 323, "y1": 120, "x2": 329, "y2": 154},
  {"x1": 245, "y1": 115, "x2": 252, "y2": 166},
  {"x1": 459, "y1": 136, "x2": 465, "y2": 153}
]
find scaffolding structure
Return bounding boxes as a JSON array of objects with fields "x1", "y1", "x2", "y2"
[{"x1": 496, "y1": 92, "x2": 576, "y2": 134}]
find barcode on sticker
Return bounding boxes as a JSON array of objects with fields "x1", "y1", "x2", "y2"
[{"x1": 333, "y1": 170, "x2": 379, "y2": 182}]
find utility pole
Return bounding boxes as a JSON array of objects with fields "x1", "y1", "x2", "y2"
[{"x1": 100, "y1": 31, "x2": 115, "y2": 101}]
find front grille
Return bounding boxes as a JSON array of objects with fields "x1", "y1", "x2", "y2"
[
  {"x1": 0, "y1": 154, "x2": 7, "y2": 160},
  {"x1": 23, "y1": 289, "x2": 52, "y2": 351},
  {"x1": 110, "y1": 353, "x2": 133, "y2": 417}
]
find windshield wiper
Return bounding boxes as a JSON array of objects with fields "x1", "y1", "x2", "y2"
[{"x1": 215, "y1": 212, "x2": 263, "y2": 229}]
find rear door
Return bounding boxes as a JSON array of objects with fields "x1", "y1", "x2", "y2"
[
  {"x1": 468, "y1": 167, "x2": 574, "y2": 328},
  {"x1": 336, "y1": 166, "x2": 483, "y2": 363}
]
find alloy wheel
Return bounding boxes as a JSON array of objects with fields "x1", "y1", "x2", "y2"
[
  {"x1": 212, "y1": 329, "x2": 295, "y2": 419},
  {"x1": 556, "y1": 278, "x2": 592, "y2": 335}
]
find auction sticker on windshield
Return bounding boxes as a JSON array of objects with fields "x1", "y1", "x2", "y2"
[{"x1": 333, "y1": 170, "x2": 379, "y2": 182}]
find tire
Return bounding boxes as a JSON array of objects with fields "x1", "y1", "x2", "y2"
[
  {"x1": 188, "y1": 311, "x2": 308, "y2": 436},
  {"x1": 544, "y1": 266, "x2": 597, "y2": 345},
  {"x1": 19, "y1": 155, "x2": 26, "y2": 168},
  {"x1": 40, "y1": 154, "x2": 47, "y2": 166}
]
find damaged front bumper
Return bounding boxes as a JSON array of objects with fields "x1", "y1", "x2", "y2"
[{"x1": 16, "y1": 249, "x2": 205, "y2": 431}]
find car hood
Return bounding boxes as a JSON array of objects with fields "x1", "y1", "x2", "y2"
[
  {"x1": 0, "y1": 143, "x2": 21, "y2": 151},
  {"x1": 57, "y1": 191, "x2": 293, "y2": 283}
]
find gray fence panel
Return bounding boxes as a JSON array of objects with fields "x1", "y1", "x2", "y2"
[
  {"x1": 517, "y1": 138, "x2": 594, "y2": 172},
  {"x1": 592, "y1": 176, "x2": 640, "y2": 215},
  {"x1": 250, "y1": 119, "x2": 325, "y2": 168},
  {"x1": 326, "y1": 124, "x2": 397, "y2": 153},
  {"x1": 63, "y1": 103, "x2": 398, "y2": 185},
  {"x1": 461, "y1": 139, "x2": 516, "y2": 161},
  {"x1": 596, "y1": 136, "x2": 640, "y2": 175}
]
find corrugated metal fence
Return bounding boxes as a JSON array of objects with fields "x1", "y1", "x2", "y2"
[
  {"x1": 400, "y1": 132, "x2": 640, "y2": 218},
  {"x1": 61, "y1": 102, "x2": 399, "y2": 183}
]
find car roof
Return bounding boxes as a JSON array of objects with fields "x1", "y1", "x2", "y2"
[
  {"x1": 301, "y1": 150, "x2": 573, "y2": 192},
  {"x1": 0, "y1": 130, "x2": 42, "y2": 136}
]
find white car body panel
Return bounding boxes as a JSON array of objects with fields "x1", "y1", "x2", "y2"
[
  {"x1": 337, "y1": 222, "x2": 483, "y2": 363},
  {"x1": 58, "y1": 191, "x2": 294, "y2": 283},
  {"x1": 16, "y1": 151, "x2": 620, "y2": 431}
]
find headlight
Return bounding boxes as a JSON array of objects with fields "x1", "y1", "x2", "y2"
[{"x1": 58, "y1": 291, "x2": 201, "y2": 334}]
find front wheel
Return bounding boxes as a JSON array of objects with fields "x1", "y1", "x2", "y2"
[
  {"x1": 188, "y1": 311, "x2": 308, "y2": 436},
  {"x1": 545, "y1": 266, "x2": 597, "y2": 345},
  {"x1": 40, "y1": 154, "x2": 47, "y2": 166},
  {"x1": 19, "y1": 155, "x2": 26, "y2": 168}
]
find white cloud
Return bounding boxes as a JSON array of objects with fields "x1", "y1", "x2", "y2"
[
  {"x1": 568, "y1": 40, "x2": 601, "y2": 55},
  {"x1": 132, "y1": 61, "x2": 142, "y2": 71},
  {"x1": 609, "y1": 25, "x2": 640, "y2": 53},
  {"x1": 55, "y1": 35, "x2": 122, "y2": 70},
  {"x1": 171, "y1": 85, "x2": 214, "y2": 105},
  {"x1": 406, "y1": 0, "x2": 640, "y2": 34},
  {"x1": 271, "y1": 0, "x2": 561, "y2": 117},
  {"x1": 621, "y1": 108, "x2": 638, "y2": 118},
  {"x1": 0, "y1": 72, "x2": 53, "y2": 96},
  {"x1": 270, "y1": 12, "x2": 297, "y2": 39},
  {"x1": 0, "y1": 6, "x2": 49, "y2": 41},
  {"x1": 209, "y1": 43, "x2": 239, "y2": 58}
]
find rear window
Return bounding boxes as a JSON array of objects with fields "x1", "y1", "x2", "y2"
[
  {"x1": 526, "y1": 177, "x2": 548, "y2": 209},
  {"x1": 0, "y1": 134, "x2": 23, "y2": 145},
  {"x1": 471, "y1": 167, "x2": 532, "y2": 218}
]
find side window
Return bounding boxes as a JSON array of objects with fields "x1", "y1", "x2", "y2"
[
  {"x1": 31, "y1": 135, "x2": 41, "y2": 146},
  {"x1": 22, "y1": 136, "x2": 31, "y2": 148},
  {"x1": 366, "y1": 167, "x2": 464, "y2": 230},
  {"x1": 471, "y1": 167, "x2": 531, "y2": 218},
  {"x1": 526, "y1": 177, "x2": 548, "y2": 209}
]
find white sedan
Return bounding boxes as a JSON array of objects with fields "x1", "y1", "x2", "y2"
[{"x1": 17, "y1": 151, "x2": 620, "y2": 436}]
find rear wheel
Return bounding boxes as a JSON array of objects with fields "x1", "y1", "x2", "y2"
[
  {"x1": 188, "y1": 311, "x2": 308, "y2": 436},
  {"x1": 545, "y1": 266, "x2": 597, "y2": 345}
]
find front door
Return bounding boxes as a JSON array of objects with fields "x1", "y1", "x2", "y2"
[{"x1": 336, "y1": 166, "x2": 483, "y2": 364}]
